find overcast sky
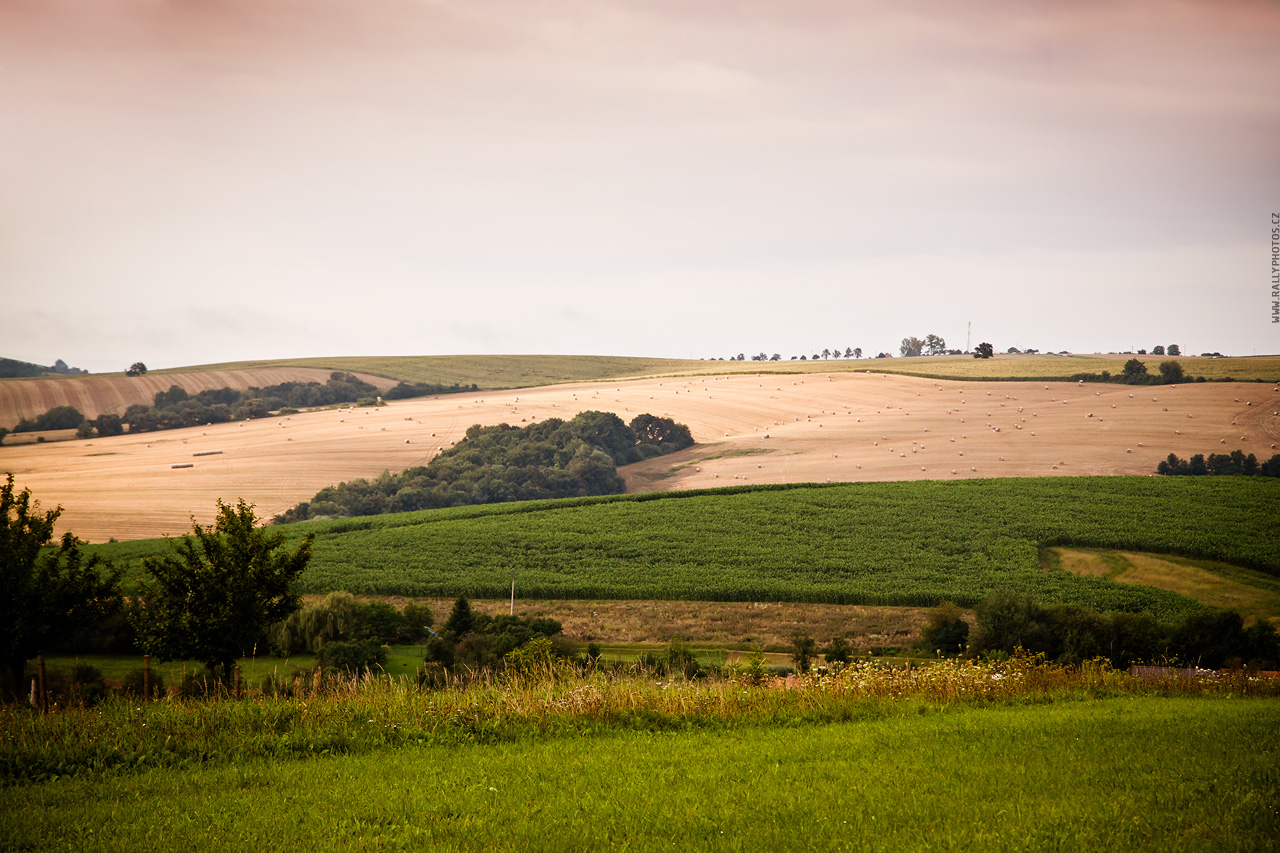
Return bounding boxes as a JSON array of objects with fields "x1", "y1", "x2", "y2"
[{"x1": 3, "y1": 0, "x2": 1278, "y2": 373}]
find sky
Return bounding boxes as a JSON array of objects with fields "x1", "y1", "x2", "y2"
[{"x1": 3, "y1": 0, "x2": 1279, "y2": 373}]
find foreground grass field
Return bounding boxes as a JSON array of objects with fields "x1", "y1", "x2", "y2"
[{"x1": 3, "y1": 694, "x2": 1277, "y2": 851}]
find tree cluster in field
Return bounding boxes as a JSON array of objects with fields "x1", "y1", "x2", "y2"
[
  {"x1": 1156, "y1": 451, "x2": 1280, "y2": 477},
  {"x1": 382, "y1": 380, "x2": 479, "y2": 399},
  {"x1": 270, "y1": 591, "x2": 436, "y2": 675},
  {"x1": 720, "y1": 347, "x2": 865, "y2": 362},
  {"x1": 916, "y1": 592, "x2": 1279, "y2": 670},
  {"x1": 1129, "y1": 345, "x2": 1183, "y2": 357},
  {"x1": 6, "y1": 372, "x2": 479, "y2": 438},
  {"x1": 1066, "y1": 358, "x2": 1197, "y2": 386},
  {"x1": 274, "y1": 411, "x2": 695, "y2": 523},
  {"x1": 898, "y1": 334, "x2": 962, "y2": 358},
  {"x1": 0, "y1": 357, "x2": 87, "y2": 379},
  {"x1": 415, "y1": 597, "x2": 570, "y2": 680},
  {"x1": 120, "y1": 372, "x2": 383, "y2": 433}
]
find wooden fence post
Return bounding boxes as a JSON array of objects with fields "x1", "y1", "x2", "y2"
[
  {"x1": 37, "y1": 652, "x2": 47, "y2": 713},
  {"x1": 234, "y1": 665, "x2": 241, "y2": 699},
  {"x1": 143, "y1": 654, "x2": 151, "y2": 700}
]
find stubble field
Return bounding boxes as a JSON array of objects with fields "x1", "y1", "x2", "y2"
[{"x1": 2, "y1": 367, "x2": 1277, "y2": 542}]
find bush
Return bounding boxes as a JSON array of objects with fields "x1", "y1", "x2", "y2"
[
  {"x1": 121, "y1": 667, "x2": 166, "y2": 699},
  {"x1": 736, "y1": 649, "x2": 771, "y2": 685},
  {"x1": 791, "y1": 634, "x2": 818, "y2": 673},
  {"x1": 68, "y1": 663, "x2": 109, "y2": 706},
  {"x1": 823, "y1": 636, "x2": 854, "y2": 666},
  {"x1": 178, "y1": 670, "x2": 222, "y2": 699},
  {"x1": 316, "y1": 639, "x2": 387, "y2": 675},
  {"x1": 919, "y1": 602, "x2": 970, "y2": 656}
]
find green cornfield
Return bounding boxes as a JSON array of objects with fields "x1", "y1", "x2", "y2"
[{"x1": 95, "y1": 477, "x2": 1278, "y2": 618}]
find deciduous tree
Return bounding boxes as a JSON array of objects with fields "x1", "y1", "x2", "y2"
[
  {"x1": 1, "y1": 474, "x2": 121, "y2": 698},
  {"x1": 134, "y1": 499, "x2": 313, "y2": 684}
]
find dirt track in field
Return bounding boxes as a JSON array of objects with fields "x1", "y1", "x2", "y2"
[
  {"x1": 0, "y1": 368, "x2": 396, "y2": 425},
  {"x1": 3, "y1": 371, "x2": 1277, "y2": 542}
]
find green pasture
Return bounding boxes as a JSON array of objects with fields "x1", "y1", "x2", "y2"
[
  {"x1": 90, "y1": 477, "x2": 1279, "y2": 619},
  {"x1": 131, "y1": 352, "x2": 1280, "y2": 386},
  {"x1": 4, "y1": 697, "x2": 1276, "y2": 851}
]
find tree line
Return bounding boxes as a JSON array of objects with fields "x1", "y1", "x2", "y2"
[
  {"x1": 5, "y1": 372, "x2": 477, "y2": 439},
  {"x1": 917, "y1": 592, "x2": 1278, "y2": 670},
  {"x1": 1156, "y1": 451, "x2": 1280, "y2": 477},
  {"x1": 273, "y1": 411, "x2": 694, "y2": 523}
]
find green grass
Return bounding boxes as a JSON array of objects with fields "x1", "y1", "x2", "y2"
[
  {"x1": 90, "y1": 477, "x2": 1279, "y2": 619},
  {"x1": 118, "y1": 352, "x2": 1280, "y2": 387},
  {"x1": 3, "y1": 696, "x2": 1277, "y2": 851},
  {"x1": 1053, "y1": 548, "x2": 1280, "y2": 625}
]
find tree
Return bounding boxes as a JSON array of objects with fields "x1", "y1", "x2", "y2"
[
  {"x1": 973, "y1": 342, "x2": 994, "y2": 359},
  {"x1": 900, "y1": 337, "x2": 923, "y2": 357},
  {"x1": 821, "y1": 348, "x2": 831, "y2": 360},
  {"x1": 134, "y1": 499, "x2": 314, "y2": 684},
  {"x1": 853, "y1": 347, "x2": 862, "y2": 359},
  {"x1": 126, "y1": 362, "x2": 147, "y2": 377},
  {"x1": 924, "y1": 334, "x2": 946, "y2": 356},
  {"x1": 443, "y1": 597, "x2": 475, "y2": 639},
  {"x1": 1168, "y1": 344, "x2": 1181, "y2": 356},
  {"x1": 1152, "y1": 345, "x2": 1165, "y2": 356},
  {"x1": 1121, "y1": 358, "x2": 1148, "y2": 381},
  {"x1": 919, "y1": 602, "x2": 970, "y2": 655},
  {"x1": 1, "y1": 474, "x2": 122, "y2": 698},
  {"x1": 791, "y1": 633, "x2": 817, "y2": 673},
  {"x1": 1158, "y1": 360, "x2": 1185, "y2": 383},
  {"x1": 92, "y1": 413, "x2": 124, "y2": 437}
]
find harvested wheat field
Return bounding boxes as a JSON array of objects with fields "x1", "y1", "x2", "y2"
[
  {"x1": 0, "y1": 367, "x2": 395, "y2": 426},
  {"x1": 3, "y1": 371, "x2": 1278, "y2": 542}
]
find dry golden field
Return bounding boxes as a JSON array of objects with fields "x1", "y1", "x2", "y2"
[
  {"x1": 3, "y1": 369, "x2": 1278, "y2": 543},
  {"x1": 0, "y1": 367, "x2": 396, "y2": 426}
]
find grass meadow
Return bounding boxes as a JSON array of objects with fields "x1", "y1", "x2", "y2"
[{"x1": 3, "y1": 660, "x2": 1278, "y2": 851}]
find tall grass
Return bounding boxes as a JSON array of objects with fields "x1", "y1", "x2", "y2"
[{"x1": 4, "y1": 655, "x2": 1276, "y2": 786}]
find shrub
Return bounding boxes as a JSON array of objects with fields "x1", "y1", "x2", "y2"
[
  {"x1": 316, "y1": 639, "x2": 387, "y2": 675},
  {"x1": 178, "y1": 670, "x2": 222, "y2": 699},
  {"x1": 68, "y1": 663, "x2": 109, "y2": 706},
  {"x1": 791, "y1": 633, "x2": 818, "y2": 673},
  {"x1": 121, "y1": 667, "x2": 166, "y2": 700},
  {"x1": 920, "y1": 602, "x2": 970, "y2": 656},
  {"x1": 736, "y1": 649, "x2": 771, "y2": 685},
  {"x1": 823, "y1": 636, "x2": 854, "y2": 666}
]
